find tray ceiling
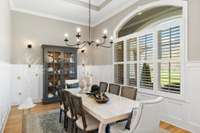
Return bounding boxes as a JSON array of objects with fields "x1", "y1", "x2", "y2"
[{"x1": 10, "y1": 0, "x2": 139, "y2": 26}]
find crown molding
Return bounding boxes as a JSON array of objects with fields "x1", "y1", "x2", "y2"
[
  {"x1": 9, "y1": 0, "x2": 140, "y2": 27},
  {"x1": 11, "y1": 7, "x2": 92, "y2": 26},
  {"x1": 10, "y1": 0, "x2": 93, "y2": 26},
  {"x1": 64, "y1": 0, "x2": 112, "y2": 11},
  {"x1": 93, "y1": 0, "x2": 140, "y2": 26}
]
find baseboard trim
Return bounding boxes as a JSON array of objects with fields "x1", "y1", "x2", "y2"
[
  {"x1": 163, "y1": 116, "x2": 200, "y2": 133},
  {"x1": 1, "y1": 106, "x2": 11, "y2": 133}
]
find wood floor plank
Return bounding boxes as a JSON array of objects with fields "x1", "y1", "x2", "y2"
[{"x1": 4, "y1": 103, "x2": 191, "y2": 133}]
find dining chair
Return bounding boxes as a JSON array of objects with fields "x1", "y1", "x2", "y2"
[
  {"x1": 99, "y1": 82, "x2": 108, "y2": 93},
  {"x1": 63, "y1": 90, "x2": 76, "y2": 132},
  {"x1": 108, "y1": 83, "x2": 120, "y2": 95},
  {"x1": 57, "y1": 87, "x2": 65, "y2": 123},
  {"x1": 121, "y1": 86, "x2": 137, "y2": 100},
  {"x1": 70, "y1": 94, "x2": 99, "y2": 133},
  {"x1": 110, "y1": 97, "x2": 164, "y2": 133}
]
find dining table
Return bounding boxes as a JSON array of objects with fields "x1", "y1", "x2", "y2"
[{"x1": 65, "y1": 88, "x2": 138, "y2": 133}]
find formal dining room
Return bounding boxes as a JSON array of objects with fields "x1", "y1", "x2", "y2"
[{"x1": 0, "y1": 0, "x2": 200, "y2": 133}]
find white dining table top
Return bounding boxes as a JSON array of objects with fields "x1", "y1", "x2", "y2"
[{"x1": 65, "y1": 88, "x2": 139, "y2": 124}]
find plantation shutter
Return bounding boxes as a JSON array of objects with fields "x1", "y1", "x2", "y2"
[
  {"x1": 158, "y1": 26, "x2": 180, "y2": 59},
  {"x1": 158, "y1": 26, "x2": 181, "y2": 94},
  {"x1": 114, "y1": 41, "x2": 124, "y2": 62},
  {"x1": 114, "y1": 64, "x2": 124, "y2": 84},
  {"x1": 127, "y1": 38, "x2": 137, "y2": 61},
  {"x1": 139, "y1": 34, "x2": 154, "y2": 89},
  {"x1": 159, "y1": 63, "x2": 180, "y2": 93},
  {"x1": 140, "y1": 63, "x2": 154, "y2": 89},
  {"x1": 139, "y1": 33, "x2": 153, "y2": 61},
  {"x1": 127, "y1": 64, "x2": 137, "y2": 86},
  {"x1": 114, "y1": 41, "x2": 124, "y2": 84}
]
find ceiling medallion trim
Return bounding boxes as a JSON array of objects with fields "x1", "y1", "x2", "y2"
[{"x1": 64, "y1": 0, "x2": 112, "y2": 11}]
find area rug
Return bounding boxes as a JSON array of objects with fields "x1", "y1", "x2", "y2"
[{"x1": 24, "y1": 110, "x2": 170, "y2": 133}]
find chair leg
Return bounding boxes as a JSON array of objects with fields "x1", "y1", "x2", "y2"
[
  {"x1": 105, "y1": 124, "x2": 110, "y2": 133},
  {"x1": 71, "y1": 120, "x2": 75, "y2": 133},
  {"x1": 75, "y1": 125, "x2": 78, "y2": 133},
  {"x1": 64, "y1": 113, "x2": 68, "y2": 131},
  {"x1": 59, "y1": 109, "x2": 62, "y2": 123}
]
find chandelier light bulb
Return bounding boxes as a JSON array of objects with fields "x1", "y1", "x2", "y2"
[
  {"x1": 76, "y1": 27, "x2": 81, "y2": 33},
  {"x1": 110, "y1": 36, "x2": 113, "y2": 40},
  {"x1": 64, "y1": 33, "x2": 68, "y2": 38},
  {"x1": 77, "y1": 38, "x2": 80, "y2": 42},
  {"x1": 96, "y1": 39, "x2": 100, "y2": 44},
  {"x1": 103, "y1": 29, "x2": 108, "y2": 35}
]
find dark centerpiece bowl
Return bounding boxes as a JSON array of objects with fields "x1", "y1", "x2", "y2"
[
  {"x1": 95, "y1": 93, "x2": 109, "y2": 104},
  {"x1": 86, "y1": 84, "x2": 109, "y2": 103}
]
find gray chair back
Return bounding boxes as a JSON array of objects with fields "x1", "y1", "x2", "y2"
[
  {"x1": 99, "y1": 82, "x2": 108, "y2": 93},
  {"x1": 70, "y1": 94, "x2": 87, "y2": 130},
  {"x1": 63, "y1": 91, "x2": 74, "y2": 115},
  {"x1": 108, "y1": 84, "x2": 120, "y2": 95},
  {"x1": 121, "y1": 86, "x2": 137, "y2": 100},
  {"x1": 57, "y1": 87, "x2": 64, "y2": 105}
]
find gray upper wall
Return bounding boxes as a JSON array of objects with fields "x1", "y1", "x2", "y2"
[
  {"x1": 11, "y1": 0, "x2": 200, "y2": 65},
  {"x1": 11, "y1": 11, "x2": 94, "y2": 65},
  {"x1": 0, "y1": 0, "x2": 11, "y2": 63}
]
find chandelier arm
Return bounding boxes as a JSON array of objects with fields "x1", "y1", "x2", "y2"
[
  {"x1": 80, "y1": 43, "x2": 87, "y2": 49},
  {"x1": 79, "y1": 41, "x2": 87, "y2": 45},
  {"x1": 100, "y1": 44, "x2": 112, "y2": 48},
  {"x1": 65, "y1": 41, "x2": 79, "y2": 47},
  {"x1": 90, "y1": 41, "x2": 96, "y2": 46},
  {"x1": 98, "y1": 38, "x2": 107, "y2": 45}
]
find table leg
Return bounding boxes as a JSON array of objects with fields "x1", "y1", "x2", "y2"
[{"x1": 98, "y1": 123, "x2": 106, "y2": 133}]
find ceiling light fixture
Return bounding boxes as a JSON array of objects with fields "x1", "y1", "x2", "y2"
[{"x1": 64, "y1": 0, "x2": 113, "y2": 49}]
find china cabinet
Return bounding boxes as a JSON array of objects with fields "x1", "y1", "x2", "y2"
[{"x1": 42, "y1": 45, "x2": 77, "y2": 103}]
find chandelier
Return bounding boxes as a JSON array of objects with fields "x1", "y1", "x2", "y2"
[{"x1": 64, "y1": 0, "x2": 113, "y2": 49}]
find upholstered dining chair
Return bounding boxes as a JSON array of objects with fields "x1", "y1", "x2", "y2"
[
  {"x1": 108, "y1": 84, "x2": 121, "y2": 95},
  {"x1": 99, "y1": 82, "x2": 108, "y2": 93},
  {"x1": 57, "y1": 88, "x2": 65, "y2": 123},
  {"x1": 70, "y1": 94, "x2": 100, "y2": 133},
  {"x1": 110, "y1": 97, "x2": 164, "y2": 133},
  {"x1": 121, "y1": 86, "x2": 137, "y2": 100}
]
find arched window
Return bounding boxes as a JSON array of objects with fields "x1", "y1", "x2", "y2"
[{"x1": 113, "y1": 3, "x2": 187, "y2": 98}]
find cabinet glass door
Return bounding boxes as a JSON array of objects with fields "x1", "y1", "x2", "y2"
[
  {"x1": 63, "y1": 52, "x2": 76, "y2": 80},
  {"x1": 46, "y1": 50, "x2": 62, "y2": 98}
]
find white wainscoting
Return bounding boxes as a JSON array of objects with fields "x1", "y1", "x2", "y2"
[
  {"x1": 11, "y1": 64, "x2": 43, "y2": 105},
  {"x1": 10, "y1": 63, "x2": 200, "y2": 132},
  {"x1": 0, "y1": 62, "x2": 11, "y2": 133},
  {"x1": 10, "y1": 64, "x2": 114, "y2": 105}
]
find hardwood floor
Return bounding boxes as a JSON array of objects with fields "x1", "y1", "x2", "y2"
[{"x1": 4, "y1": 103, "x2": 191, "y2": 133}]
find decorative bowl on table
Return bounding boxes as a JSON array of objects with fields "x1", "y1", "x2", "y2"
[{"x1": 95, "y1": 93, "x2": 109, "y2": 104}]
